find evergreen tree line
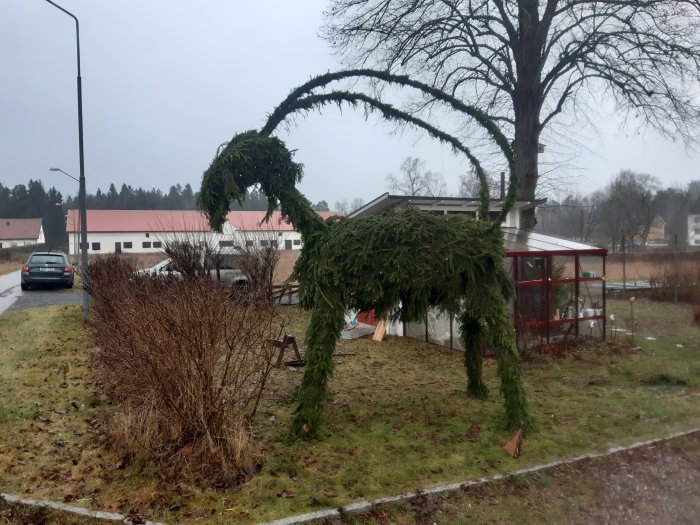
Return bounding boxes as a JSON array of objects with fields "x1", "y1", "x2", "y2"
[
  {"x1": 65, "y1": 183, "x2": 331, "y2": 212},
  {"x1": 1, "y1": 179, "x2": 333, "y2": 250},
  {"x1": 0, "y1": 180, "x2": 66, "y2": 248}
]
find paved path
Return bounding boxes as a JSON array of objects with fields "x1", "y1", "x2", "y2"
[
  {"x1": 0, "y1": 270, "x2": 81, "y2": 314},
  {"x1": 0, "y1": 271, "x2": 22, "y2": 314}
]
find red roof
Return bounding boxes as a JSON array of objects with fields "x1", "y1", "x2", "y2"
[
  {"x1": 66, "y1": 210, "x2": 342, "y2": 233},
  {"x1": 0, "y1": 218, "x2": 43, "y2": 240},
  {"x1": 66, "y1": 210, "x2": 210, "y2": 233},
  {"x1": 226, "y1": 211, "x2": 341, "y2": 231}
]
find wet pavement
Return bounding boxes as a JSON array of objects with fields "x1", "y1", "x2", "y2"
[{"x1": 0, "y1": 270, "x2": 81, "y2": 314}]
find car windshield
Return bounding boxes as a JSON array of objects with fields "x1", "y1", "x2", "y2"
[
  {"x1": 29, "y1": 255, "x2": 65, "y2": 265},
  {"x1": 153, "y1": 259, "x2": 172, "y2": 271}
]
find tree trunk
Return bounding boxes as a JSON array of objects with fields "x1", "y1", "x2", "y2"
[
  {"x1": 514, "y1": 126, "x2": 539, "y2": 230},
  {"x1": 513, "y1": 0, "x2": 543, "y2": 231}
]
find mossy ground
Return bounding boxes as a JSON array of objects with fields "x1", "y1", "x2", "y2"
[{"x1": 0, "y1": 298, "x2": 697, "y2": 524}]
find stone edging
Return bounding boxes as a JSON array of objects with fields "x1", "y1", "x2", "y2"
[
  {"x1": 0, "y1": 493, "x2": 166, "y2": 525},
  {"x1": 1, "y1": 427, "x2": 698, "y2": 525},
  {"x1": 255, "y1": 427, "x2": 700, "y2": 525}
]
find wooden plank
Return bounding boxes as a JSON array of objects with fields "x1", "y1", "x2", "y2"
[{"x1": 372, "y1": 319, "x2": 387, "y2": 342}]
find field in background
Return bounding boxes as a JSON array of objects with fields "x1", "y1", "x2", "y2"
[{"x1": 598, "y1": 251, "x2": 700, "y2": 281}]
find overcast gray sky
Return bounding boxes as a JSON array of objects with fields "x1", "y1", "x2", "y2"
[{"x1": 1, "y1": 0, "x2": 698, "y2": 208}]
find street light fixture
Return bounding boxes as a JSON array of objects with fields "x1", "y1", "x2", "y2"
[
  {"x1": 45, "y1": 0, "x2": 89, "y2": 321},
  {"x1": 50, "y1": 167, "x2": 81, "y2": 256},
  {"x1": 50, "y1": 166, "x2": 78, "y2": 183}
]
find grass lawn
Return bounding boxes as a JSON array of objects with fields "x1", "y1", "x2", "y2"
[
  {"x1": 0, "y1": 298, "x2": 698, "y2": 524},
  {"x1": 0, "y1": 261, "x2": 18, "y2": 276}
]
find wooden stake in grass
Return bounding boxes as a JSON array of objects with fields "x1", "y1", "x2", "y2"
[{"x1": 629, "y1": 296, "x2": 636, "y2": 344}]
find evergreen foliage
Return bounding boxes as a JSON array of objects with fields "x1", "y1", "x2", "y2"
[
  {"x1": 199, "y1": 69, "x2": 531, "y2": 438},
  {"x1": 0, "y1": 180, "x2": 66, "y2": 248}
]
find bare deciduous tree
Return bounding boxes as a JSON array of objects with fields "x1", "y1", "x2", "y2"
[
  {"x1": 324, "y1": 0, "x2": 700, "y2": 228},
  {"x1": 535, "y1": 194, "x2": 598, "y2": 242},
  {"x1": 386, "y1": 156, "x2": 447, "y2": 196},
  {"x1": 597, "y1": 170, "x2": 661, "y2": 247},
  {"x1": 459, "y1": 166, "x2": 500, "y2": 199},
  {"x1": 335, "y1": 197, "x2": 366, "y2": 213}
]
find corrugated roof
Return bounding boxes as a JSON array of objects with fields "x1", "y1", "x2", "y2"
[
  {"x1": 66, "y1": 210, "x2": 211, "y2": 233},
  {"x1": 226, "y1": 211, "x2": 341, "y2": 231},
  {"x1": 0, "y1": 218, "x2": 42, "y2": 240},
  {"x1": 66, "y1": 210, "x2": 342, "y2": 233},
  {"x1": 503, "y1": 229, "x2": 607, "y2": 255},
  {"x1": 349, "y1": 193, "x2": 546, "y2": 218}
]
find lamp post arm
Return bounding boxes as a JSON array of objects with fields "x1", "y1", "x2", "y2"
[
  {"x1": 45, "y1": 0, "x2": 89, "y2": 321},
  {"x1": 44, "y1": 0, "x2": 80, "y2": 76}
]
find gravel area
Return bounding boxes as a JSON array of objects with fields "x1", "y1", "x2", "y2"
[
  {"x1": 573, "y1": 433, "x2": 700, "y2": 524},
  {"x1": 6, "y1": 287, "x2": 82, "y2": 312}
]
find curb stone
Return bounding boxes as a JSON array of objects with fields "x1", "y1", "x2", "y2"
[
  {"x1": 255, "y1": 427, "x2": 700, "y2": 525},
  {"x1": 1, "y1": 427, "x2": 698, "y2": 525},
  {"x1": 0, "y1": 493, "x2": 166, "y2": 525}
]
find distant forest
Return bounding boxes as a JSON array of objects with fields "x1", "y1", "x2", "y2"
[
  {"x1": 0, "y1": 180, "x2": 66, "y2": 247},
  {"x1": 1, "y1": 180, "x2": 330, "y2": 248}
]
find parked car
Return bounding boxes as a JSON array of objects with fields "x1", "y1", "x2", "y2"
[
  {"x1": 135, "y1": 257, "x2": 247, "y2": 284},
  {"x1": 135, "y1": 258, "x2": 176, "y2": 277},
  {"x1": 21, "y1": 251, "x2": 74, "y2": 290}
]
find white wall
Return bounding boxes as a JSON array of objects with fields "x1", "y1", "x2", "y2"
[
  {"x1": 0, "y1": 225, "x2": 44, "y2": 249},
  {"x1": 0, "y1": 238, "x2": 39, "y2": 248},
  {"x1": 69, "y1": 228, "x2": 306, "y2": 256},
  {"x1": 69, "y1": 231, "x2": 219, "y2": 256},
  {"x1": 689, "y1": 215, "x2": 700, "y2": 246}
]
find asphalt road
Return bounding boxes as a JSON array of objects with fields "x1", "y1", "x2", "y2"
[{"x1": 0, "y1": 270, "x2": 81, "y2": 314}]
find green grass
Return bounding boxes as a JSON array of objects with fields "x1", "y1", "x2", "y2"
[
  {"x1": 335, "y1": 432, "x2": 700, "y2": 524},
  {"x1": 0, "y1": 261, "x2": 18, "y2": 276},
  {"x1": 0, "y1": 298, "x2": 698, "y2": 524}
]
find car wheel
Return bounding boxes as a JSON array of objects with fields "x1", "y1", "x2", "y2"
[
  {"x1": 21, "y1": 283, "x2": 28, "y2": 291},
  {"x1": 65, "y1": 281, "x2": 74, "y2": 289}
]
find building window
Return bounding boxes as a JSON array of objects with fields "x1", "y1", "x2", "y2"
[
  {"x1": 219, "y1": 240, "x2": 234, "y2": 247},
  {"x1": 92, "y1": 242, "x2": 101, "y2": 251},
  {"x1": 153, "y1": 241, "x2": 162, "y2": 248},
  {"x1": 10, "y1": 242, "x2": 17, "y2": 247},
  {"x1": 694, "y1": 216, "x2": 700, "y2": 223},
  {"x1": 142, "y1": 241, "x2": 151, "y2": 249},
  {"x1": 245, "y1": 240, "x2": 254, "y2": 247},
  {"x1": 145, "y1": 233, "x2": 150, "y2": 238},
  {"x1": 123, "y1": 242, "x2": 132, "y2": 249},
  {"x1": 0, "y1": 242, "x2": 3, "y2": 248},
  {"x1": 270, "y1": 240, "x2": 278, "y2": 248},
  {"x1": 696, "y1": 239, "x2": 700, "y2": 245},
  {"x1": 260, "y1": 240, "x2": 269, "y2": 247},
  {"x1": 293, "y1": 239, "x2": 301, "y2": 246}
]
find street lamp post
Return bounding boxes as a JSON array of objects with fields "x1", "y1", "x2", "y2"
[{"x1": 45, "y1": 0, "x2": 89, "y2": 321}]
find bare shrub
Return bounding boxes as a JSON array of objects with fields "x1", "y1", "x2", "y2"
[
  {"x1": 87, "y1": 256, "x2": 279, "y2": 480},
  {"x1": 649, "y1": 261, "x2": 700, "y2": 305},
  {"x1": 163, "y1": 239, "x2": 219, "y2": 279},
  {"x1": 238, "y1": 245, "x2": 280, "y2": 305}
]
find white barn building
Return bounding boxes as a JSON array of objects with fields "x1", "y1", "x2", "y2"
[
  {"x1": 0, "y1": 218, "x2": 45, "y2": 249},
  {"x1": 65, "y1": 209, "x2": 340, "y2": 256}
]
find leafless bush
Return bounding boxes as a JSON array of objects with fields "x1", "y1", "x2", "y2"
[
  {"x1": 224, "y1": 229, "x2": 282, "y2": 305},
  {"x1": 649, "y1": 261, "x2": 700, "y2": 305},
  {"x1": 238, "y1": 245, "x2": 280, "y2": 304},
  {"x1": 87, "y1": 256, "x2": 279, "y2": 481},
  {"x1": 162, "y1": 238, "x2": 219, "y2": 279}
]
